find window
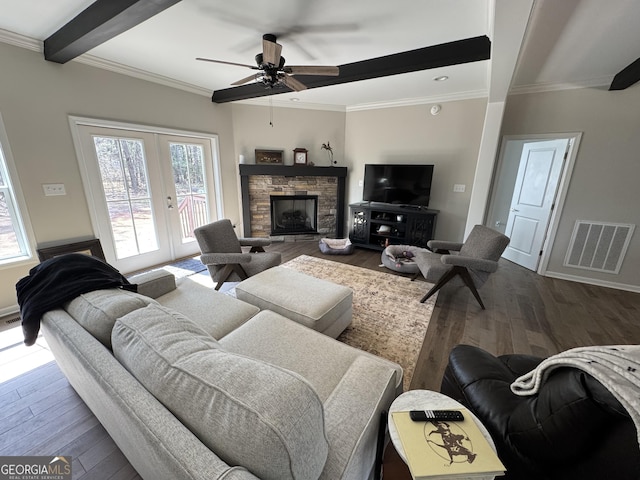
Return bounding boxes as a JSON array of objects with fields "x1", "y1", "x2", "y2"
[{"x1": 0, "y1": 114, "x2": 32, "y2": 264}]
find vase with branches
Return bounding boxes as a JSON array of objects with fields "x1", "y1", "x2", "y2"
[{"x1": 321, "y1": 141, "x2": 337, "y2": 166}]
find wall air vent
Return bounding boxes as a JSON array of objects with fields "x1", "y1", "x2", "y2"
[{"x1": 564, "y1": 221, "x2": 635, "y2": 274}]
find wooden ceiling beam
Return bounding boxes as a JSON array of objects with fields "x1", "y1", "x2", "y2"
[
  {"x1": 609, "y1": 57, "x2": 640, "y2": 91},
  {"x1": 212, "y1": 36, "x2": 491, "y2": 103},
  {"x1": 44, "y1": 0, "x2": 181, "y2": 64}
]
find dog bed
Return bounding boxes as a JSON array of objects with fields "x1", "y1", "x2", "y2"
[
  {"x1": 318, "y1": 238, "x2": 354, "y2": 255},
  {"x1": 381, "y1": 245, "x2": 425, "y2": 274}
]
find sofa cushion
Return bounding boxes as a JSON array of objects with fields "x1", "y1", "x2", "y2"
[
  {"x1": 112, "y1": 304, "x2": 328, "y2": 480},
  {"x1": 64, "y1": 289, "x2": 157, "y2": 348}
]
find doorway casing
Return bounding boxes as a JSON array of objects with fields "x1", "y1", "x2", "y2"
[{"x1": 486, "y1": 132, "x2": 582, "y2": 275}]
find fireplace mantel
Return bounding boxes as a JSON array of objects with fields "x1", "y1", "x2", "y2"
[
  {"x1": 239, "y1": 164, "x2": 348, "y2": 238},
  {"x1": 239, "y1": 164, "x2": 347, "y2": 178}
]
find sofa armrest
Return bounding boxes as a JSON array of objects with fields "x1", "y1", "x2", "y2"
[
  {"x1": 427, "y1": 240, "x2": 463, "y2": 252},
  {"x1": 128, "y1": 269, "x2": 176, "y2": 298},
  {"x1": 441, "y1": 254, "x2": 499, "y2": 272},
  {"x1": 321, "y1": 356, "x2": 398, "y2": 480},
  {"x1": 239, "y1": 237, "x2": 271, "y2": 247},
  {"x1": 200, "y1": 252, "x2": 252, "y2": 265}
]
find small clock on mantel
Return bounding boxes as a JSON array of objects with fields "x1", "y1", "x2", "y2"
[{"x1": 293, "y1": 148, "x2": 308, "y2": 165}]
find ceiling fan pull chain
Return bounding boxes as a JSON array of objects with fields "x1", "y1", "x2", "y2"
[{"x1": 269, "y1": 96, "x2": 274, "y2": 127}]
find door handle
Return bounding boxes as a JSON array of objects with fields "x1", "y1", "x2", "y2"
[
  {"x1": 511, "y1": 208, "x2": 519, "y2": 212},
  {"x1": 167, "y1": 196, "x2": 174, "y2": 209}
]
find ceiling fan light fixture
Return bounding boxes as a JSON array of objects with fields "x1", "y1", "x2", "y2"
[{"x1": 433, "y1": 75, "x2": 449, "y2": 82}]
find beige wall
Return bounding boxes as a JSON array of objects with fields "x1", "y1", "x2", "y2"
[
  {"x1": 230, "y1": 103, "x2": 346, "y2": 235},
  {"x1": 344, "y1": 99, "x2": 487, "y2": 241},
  {"x1": 0, "y1": 42, "x2": 237, "y2": 311},
  {"x1": 501, "y1": 87, "x2": 640, "y2": 290}
]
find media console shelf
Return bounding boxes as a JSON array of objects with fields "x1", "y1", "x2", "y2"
[{"x1": 349, "y1": 202, "x2": 438, "y2": 251}]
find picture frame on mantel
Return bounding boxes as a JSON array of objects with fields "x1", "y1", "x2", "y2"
[{"x1": 255, "y1": 149, "x2": 284, "y2": 165}]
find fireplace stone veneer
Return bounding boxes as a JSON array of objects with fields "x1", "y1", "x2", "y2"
[{"x1": 239, "y1": 165, "x2": 347, "y2": 238}]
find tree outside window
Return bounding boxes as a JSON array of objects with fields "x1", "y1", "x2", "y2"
[{"x1": 0, "y1": 126, "x2": 30, "y2": 263}]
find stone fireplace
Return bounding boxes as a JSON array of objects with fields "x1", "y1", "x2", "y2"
[{"x1": 239, "y1": 165, "x2": 347, "y2": 238}]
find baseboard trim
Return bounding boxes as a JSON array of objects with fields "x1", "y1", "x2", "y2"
[{"x1": 544, "y1": 271, "x2": 640, "y2": 293}]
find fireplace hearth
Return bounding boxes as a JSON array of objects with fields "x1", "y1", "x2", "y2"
[{"x1": 271, "y1": 195, "x2": 318, "y2": 235}]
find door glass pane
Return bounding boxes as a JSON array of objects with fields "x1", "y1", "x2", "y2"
[
  {"x1": 0, "y1": 190, "x2": 22, "y2": 258},
  {"x1": 93, "y1": 136, "x2": 159, "y2": 259},
  {"x1": 169, "y1": 142, "x2": 208, "y2": 243}
]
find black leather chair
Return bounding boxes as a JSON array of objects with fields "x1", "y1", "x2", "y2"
[{"x1": 440, "y1": 344, "x2": 640, "y2": 480}]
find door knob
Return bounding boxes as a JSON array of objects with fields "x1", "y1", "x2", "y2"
[{"x1": 511, "y1": 208, "x2": 519, "y2": 212}]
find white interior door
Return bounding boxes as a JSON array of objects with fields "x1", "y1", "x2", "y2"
[
  {"x1": 503, "y1": 139, "x2": 569, "y2": 271},
  {"x1": 74, "y1": 123, "x2": 220, "y2": 273}
]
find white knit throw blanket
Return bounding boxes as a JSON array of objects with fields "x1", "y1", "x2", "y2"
[{"x1": 511, "y1": 345, "x2": 640, "y2": 449}]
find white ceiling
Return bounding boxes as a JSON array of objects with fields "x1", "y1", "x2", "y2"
[{"x1": 0, "y1": 0, "x2": 639, "y2": 110}]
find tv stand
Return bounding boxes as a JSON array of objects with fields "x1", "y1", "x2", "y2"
[{"x1": 349, "y1": 202, "x2": 438, "y2": 251}]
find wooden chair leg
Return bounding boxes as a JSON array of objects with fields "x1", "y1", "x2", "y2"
[
  {"x1": 458, "y1": 268, "x2": 486, "y2": 310},
  {"x1": 214, "y1": 264, "x2": 248, "y2": 291},
  {"x1": 419, "y1": 267, "x2": 459, "y2": 303},
  {"x1": 420, "y1": 266, "x2": 485, "y2": 309}
]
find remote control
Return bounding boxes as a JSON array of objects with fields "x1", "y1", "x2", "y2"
[{"x1": 409, "y1": 410, "x2": 464, "y2": 422}]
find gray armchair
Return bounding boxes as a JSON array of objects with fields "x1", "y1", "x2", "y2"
[
  {"x1": 194, "y1": 219, "x2": 281, "y2": 290},
  {"x1": 412, "y1": 225, "x2": 510, "y2": 309}
]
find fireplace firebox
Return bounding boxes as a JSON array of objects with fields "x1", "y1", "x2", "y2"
[{"x1": 270, "y1": 195, "x2": 318, "y2": 235}]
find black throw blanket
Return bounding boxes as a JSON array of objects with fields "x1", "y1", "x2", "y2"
[{"x1": 16, "y1": 253, "x2": 136, "y2": 346}]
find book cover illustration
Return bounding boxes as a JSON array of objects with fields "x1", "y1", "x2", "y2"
[{"x1": 391, "y1": 410, "x2": 505, "y2": 479}]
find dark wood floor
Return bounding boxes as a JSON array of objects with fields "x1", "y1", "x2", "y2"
[{"x1": 2, "y1": 240, "x2": 640, "y2": 479}]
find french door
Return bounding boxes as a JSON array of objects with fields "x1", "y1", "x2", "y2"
[{"x1": 72, "y1": 120, "x2": 221, "y2": 273}]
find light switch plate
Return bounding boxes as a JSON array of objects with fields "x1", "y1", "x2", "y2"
[
  {"x1": 453, "y1": 184, "x2": 466, "y2": 193},
  {"x1": 43, "y1": 183, "x2": 66, "y2": 196}
]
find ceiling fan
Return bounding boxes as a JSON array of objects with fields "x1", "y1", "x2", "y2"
[
  {"x1": 207, "y1": 35, "x2": 491, "y2": 103},
  {"x1": 197, "y1": 33, "x2": 340, "y2": 92}
]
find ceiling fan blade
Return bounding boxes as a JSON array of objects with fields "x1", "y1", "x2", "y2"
[
  {"x1": 196, "y1": 57, "x2": 257, "y2": 69},
  {"x1": 262, "y1": 35, "x2": 282, "y2": 66},
  {"x1": 285, "y1": 65, "x2": 339, "y2": 76},
  {"x1": 281, "y1": 75, "x2": 307, "y2": 92},
  {"x1": 231, "y1": 73, "x2": 258, "y2": 86}
]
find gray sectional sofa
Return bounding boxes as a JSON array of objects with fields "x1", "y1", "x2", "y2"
[{"x1": 41, "y1": 271, "x2": 403, "y2": 480}]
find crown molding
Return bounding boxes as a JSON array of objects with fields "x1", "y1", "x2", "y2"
[
  {"x1": 0, "y1": 28, "x2": 41, "y2": 51},
  {"x1": 76, "y1": 55, "x2": 211, "y2": 97},
  {"x1": 0, "y1": 28, "x2": 210, "y2": 97},
  {"x1": 509, "y1": 76, "x2": 613, "y2": 95},
  {"x1": 346, "y1": 89, "x2": 488, "y2": 112},
  {"x1": 235, "y1": 97, "x2": 346, "y2": 112}
]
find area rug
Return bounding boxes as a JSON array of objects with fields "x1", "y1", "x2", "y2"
[
  {"x1": 280, "y1": 255, "x2": 436, "y2": 391},
  {"x1": 163, "y1": 257, "x2": 207, "y2": 278}
]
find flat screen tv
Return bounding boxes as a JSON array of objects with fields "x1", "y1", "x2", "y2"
[{"x1": 363, "y1": 164, "x2": 434, "y2": 207}]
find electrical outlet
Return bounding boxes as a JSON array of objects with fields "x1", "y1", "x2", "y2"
[
  {"x1": 453, "y1": 184, "x2": 466, "y2": 193},
  {"x1": 43, "y1": 183, "x2": 66, "y2": 196}
]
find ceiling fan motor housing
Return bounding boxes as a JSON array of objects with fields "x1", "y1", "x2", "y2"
[{"x1": 255, "y1": 53, "x2": 286, "y2": 69}]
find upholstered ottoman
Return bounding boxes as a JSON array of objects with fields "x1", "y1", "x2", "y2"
[{"x1": 235, "y1": 266, "x2": 353, "y2": 338}]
